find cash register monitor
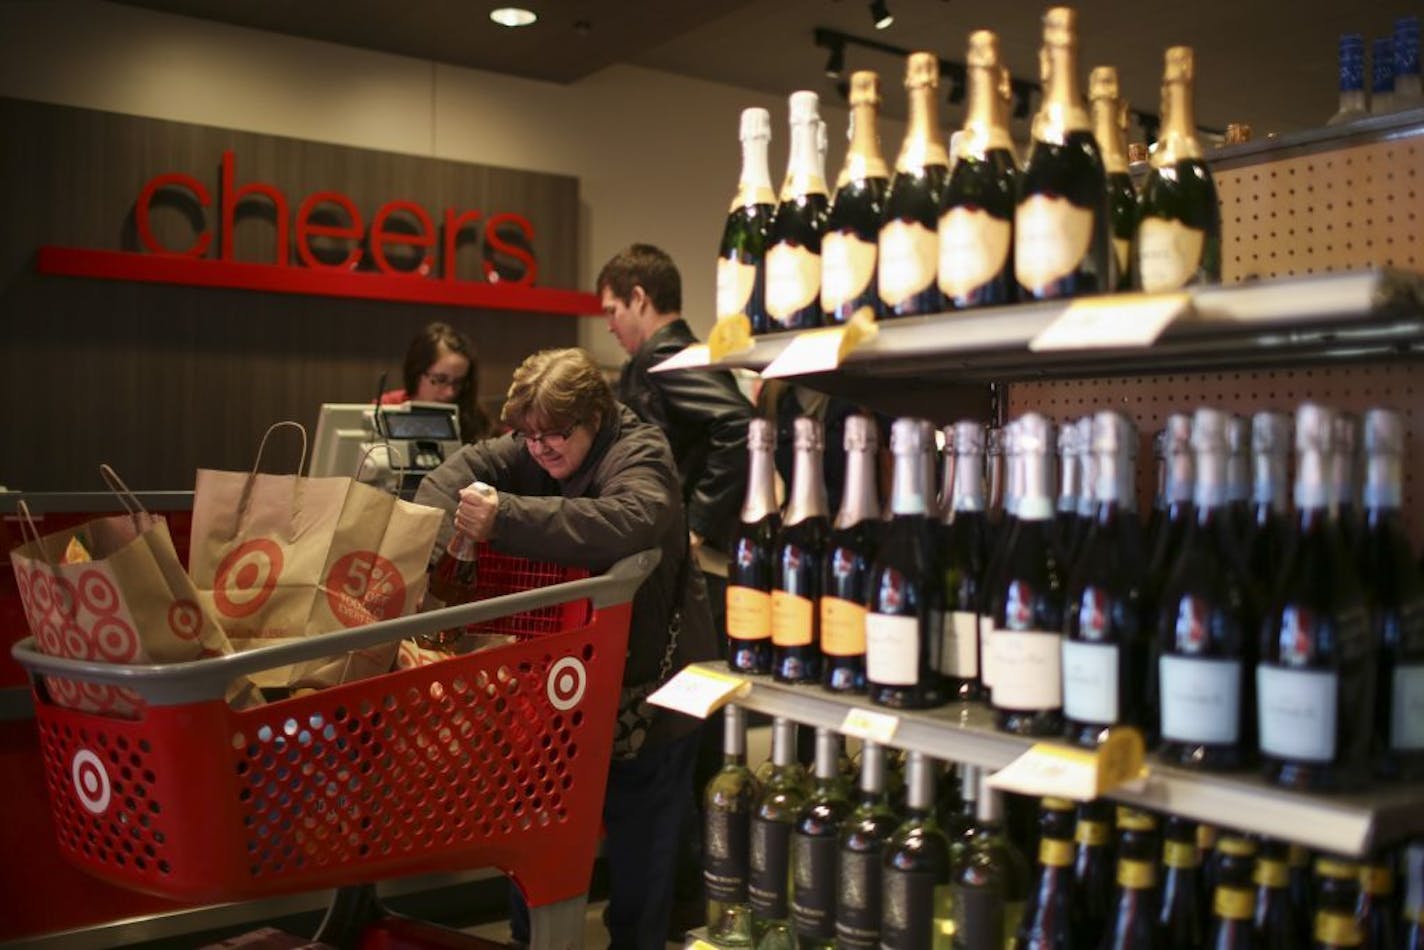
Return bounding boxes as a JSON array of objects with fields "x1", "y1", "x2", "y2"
[{"x1": 309, "y1": 403, "x2": 377, "y2": 478}]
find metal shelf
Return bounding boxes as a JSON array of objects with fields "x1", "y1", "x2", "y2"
[
  {"x1": 703, "y1": 663, "x2": 1424, "y2": 857},
  {"x1": 653, "y1": 269, "x2": 1424, "y2": 387}
]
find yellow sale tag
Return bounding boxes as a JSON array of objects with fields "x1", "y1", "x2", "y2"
[
  {"x1": 686, "y1": 941, "x2": 720, "y2": 950},
  {"x1": 707, "y1": 314, "x2": 753, "y2": 362},
  {"x1": 840, "y1": 707, "x2": 899, "y2": 744},
  {"x1": 648, "y1": 666, "x2": 749, "y2": 719},
  {"x1": 761, "y1": 318, "x2": 877, "y2": 379},
  {"x1": 649, "y1": 342, "x2": 713, "y2": 374},
  {"x1": 1029, "y1": 292, "x2": 1189, "y2": 352},
  {"x1": 988, "y1": 727, "x2": 1147, "y2": 800}
]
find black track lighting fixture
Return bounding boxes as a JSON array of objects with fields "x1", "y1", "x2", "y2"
[
  {"x1": 1012, "y1": 84, "x2": 1032, "y2": 119},
  {"x1": 824, "y1": 38, "x2": 846, "y2": 79},
  {"x1": 869, "y1": 0, "x2": 894, "y2": 30}
]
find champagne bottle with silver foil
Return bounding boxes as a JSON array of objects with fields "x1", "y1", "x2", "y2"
[
  {"x1": 881, "y1": 752, "x2": 953, "y2": 949},
  {"x1": 1327, "y1": 34, "x2": 1370, "y2": 126},
  {"x1": 867, "y1": 418, "x2": 947, "y2": 709},
  {"x1": 982, "y1": 420, "x2": 1024, "y2": 706},
  {"x1": 729, "y1": 419, "x2": 780, "y2": 674},
  {"x1": 880, "y1": 52, "x2": 949, "y2": 318},
  {"x1": 791, "y1": 728, "x2": 854, "y2": 948},
  {"x1": 987, "y1": 426, "x2": 1007, "y2": 538},
  {"x1": 987, "y1": 413, "x2": 1067, "y2": 736},
  {"x1": 1134, "y1": 46, "x2": 1221, "y2": 293},
  {"x1": 822, "y1": 414, "x2": 881, "y2": 693},
  {"x1": 1246, "y1": 411, "x2": 1294, "y2": 597},
  {"x1": 1144, "y1": 414, "x2": 1195, "y2": 635},
  {"x1": 765, "y1": 91, "x2": 829, "y2": 332},
  {"x1": 1358, "y1": 409, "x2": 1424, "y2": 779},
  {"x1": 1054, "y1": 421, "x2": 1083, "y2": 564},
  {"x1": 939, "y1": 31, "x2": 1018, "y2": 309},
  {"x1": 718, "y1": 108, "x2": 776, "y2": 334},
  {"x1": 1015, "y1": 7, "x2": 1111, "y2": 300},
  {"x1": 1070, "y1": 415, "x2": 1098, "y2": 569},
  {"x1": 953, "y1": 768, "x2": 1031, "y2": 949},
  {"x1": 1156, "y1": 409, "x2": 1258, "y2": 771},
  {"x1": 1225, "y1": 414, "x2": 1251, "y2": 547},
  {"x1": 750, "y1": 718, "x2": 810, "y2": 943},
  {"x1": 1145, "y1": 427, "x2": 1168, "y2": 555},
  {"x1": 772, "y1": 417, "x2": 830, "y2": 684},
  {"x1": 943, "y1": 420, "x2": 991, "y2": 701},
  {"x1": 705, "y1": 705, "x2": 761, "y2": 947},
  {"x1": 1064, "y1": 411, "x2": 1150, "y2": 748},
  {"x1": 835, "y1": 742, "x2": 901, "y2": 950},
  {"x1": 1259, "y1": 403, "x2": 1374, "y2": 792},
  {"x1": 823, "y1": 72, "x2": 890, "y2": 325},
  {"x1": 1089, "y1": 66, "x2": 1137, "y2": 291},
  {"x1": 1331, "y1": 412, "x2": 1362, "y2": 552}
]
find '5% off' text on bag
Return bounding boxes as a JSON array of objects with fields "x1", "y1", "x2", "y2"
[
  {"x1": 8, "y1": 465, "x2": 254, "y2": 718},
  {"x1": 189, "y1": 422, "x2": 445, "y2": 691}
]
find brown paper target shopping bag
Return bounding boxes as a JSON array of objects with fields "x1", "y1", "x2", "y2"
[
  {"x1": 189, "y1": 422, "x2": 444, "y2": 689},
  {"x1": 8, "y1": 466, "x2": 245, "y2": 718}
]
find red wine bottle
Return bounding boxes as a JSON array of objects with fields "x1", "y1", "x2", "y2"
[
  {"x1": 1400, "y1": 841, "x2": 1424, "y2": 950},
  {"x1": 773, "y1": 417, "x2": 830, "y2": 684},
  {"x1": 822, "y1": 414, "x2": 881, "y2": 693},
  {"x1": 728, "y1": 419, "x2": 779, "y2": 674},
  {"x1": 1013, "y1": 796, "x2": 1082, "y2": 949},
  {"x1": 1206, "y1": 835, "x2": 1259, "y2": 950},
  {"x1": 1073, "y1": 799, "x2": 1117, "y2": 949},
  {"x1": 1102, "y1": 809, "x2": 1162, "y2": 950}
]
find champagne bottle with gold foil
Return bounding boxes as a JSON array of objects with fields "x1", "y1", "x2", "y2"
[
  {"x1": 1015, "y1": 7, "x2": 1111, "y2": 300},
  {"x1": 1089, "y1": 66, "x2": 1136, "y2": 292},
  {"x1": 718, "y1": 108, "x2": 776, "y2": 335},
  {"x1": 879, "y1": 52, "x2": 948, "y2": 318},
  {"x1": 1133, "y1": 47, "x2": 1221, "y2": 293},
  {"x1": 823, "y1": 72, "x2": 890, "y2": 326},
  {"x1": 938, "y1": 31, "x2": 1018, "y2": 309},
  {"x1": 765, "y1": 91, "x2": 830, "y2": 332}
]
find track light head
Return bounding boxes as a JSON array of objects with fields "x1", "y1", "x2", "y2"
[
  {"x1": 869, "y1": 0, "x2": 894, "y2": 30},
  {"x1": 824, "y1": 40, "x2": 846, "y2": 79}
]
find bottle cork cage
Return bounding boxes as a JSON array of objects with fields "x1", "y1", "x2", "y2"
[{"x1": 1008, "y1": 362, "x2": 1424, "y2": 546}]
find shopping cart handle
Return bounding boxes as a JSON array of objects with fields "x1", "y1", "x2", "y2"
[{"x1": 10, "y1": 548, "x2": 661, "y2": 706}]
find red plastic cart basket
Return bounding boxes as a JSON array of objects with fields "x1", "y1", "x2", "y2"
[{"x1": 11, "y1": 547, "x2": 660, "y2": 950}]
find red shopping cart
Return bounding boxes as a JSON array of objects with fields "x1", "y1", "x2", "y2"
[{"x1": 10, "y1": 546, "x2": 660, "y2": 950}]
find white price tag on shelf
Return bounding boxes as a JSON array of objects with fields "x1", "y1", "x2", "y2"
[
  {"x1": 839, "y1": 707, "x2": 900, "y2": 744},
  {"x1": 649, "y1": 342, "x2": 713, "y2": 373},
  {"x1": 761, "y1": 319, "x2": 877, "y2": 379},
  {"x1": 648, "y1": 665, "x2": 749, "y2": 718},
  {"x1": 1029, "y1": 292, "x2": 1189, "y2": 352},
  {"x1": 987, "y1": 728, "x2": 1148, "y2": 800}
]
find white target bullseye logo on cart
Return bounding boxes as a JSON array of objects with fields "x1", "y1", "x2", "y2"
[
  {"x1": 71, "y1": 749, "x2": 112, "y2": 815},
  {"x1": 546, "y1": 657, "x2": 587, "y2": 711}
]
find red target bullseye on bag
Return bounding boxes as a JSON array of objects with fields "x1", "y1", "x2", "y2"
[
  {"x1": 212, "y1": 539, "x2": 284, "y2": 618},
  {"x1": 167, "y1": 600, "x2": 204, "y2": 641},
  {"x1": 77, "y1": 569, "x2": 120, "y2": 616},
  {"x1": 93, "y1": 616, "x2": 140, "y2": 663}
]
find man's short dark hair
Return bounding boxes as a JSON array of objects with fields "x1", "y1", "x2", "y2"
[{"x1": 596, "y1": 243, "x2": 682, "y2": 315}]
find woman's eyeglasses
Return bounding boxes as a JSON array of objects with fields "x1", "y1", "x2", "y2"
[
  {"x1": 517, "y1": 426, "x2": 577, "y2": 450},
  {"x1": 422, "y1": 372, "x2": 466, "y2": 391}
]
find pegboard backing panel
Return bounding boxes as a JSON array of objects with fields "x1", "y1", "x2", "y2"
[
  {"x1": 1008, "y1": 362, "x2": 1424, "y2": 548},
  {"x1": 1215, "y1": 137, "x2": 1422, "y2": 283}
]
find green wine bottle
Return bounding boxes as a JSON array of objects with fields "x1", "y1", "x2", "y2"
[
  {"x1": 1133, "y1": 47, "x2": 1221, "y2": 292},
  {"x1": 765, "y1": 91, "x2": 829, "y2": 332},
  {"x1": 1015, "y1": 7, "x2": 1111, "y2": 300},
  {"x1": 835, "y1": 741, "x2": 901, "y2": 950},
  {"x1": 953, "y1": 766, "x2": 1031, "y2": 949},
  {"x1": 880, "y1": 52, "x2": 948, "y2": 318},
  {"x1": 882, "y1": 751, "x2": 954, "y2": 949},
  {"x1": 705, "y1": 705, "x2": 762, "y2": 947},
  {"x1": 823, "y1": 71, "x2": 889, "y2": 326},
  {"x1": 938, "y1": 31, "x2": 1018, "y2": 309},
  {"x1": 749, "y1": 717, "x2": 810, "y2": 944},
  {"x1": 792, "y1": 728, "x2": 855, "y2": 948},
  {"x1": 717, "y1": 107, "x2": 776, "y2": 335},
  {"x1": 1088, "y1": 66, "x2": 1136, "y2": 291}
]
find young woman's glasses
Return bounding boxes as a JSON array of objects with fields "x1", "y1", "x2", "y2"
[{"x1": 422, "y1": 372, "x2": 465, "y2": 390}]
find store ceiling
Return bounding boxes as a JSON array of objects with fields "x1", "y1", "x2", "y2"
[{"x1": 116, "y1": 0, "x2": 1392, "y2": 137}]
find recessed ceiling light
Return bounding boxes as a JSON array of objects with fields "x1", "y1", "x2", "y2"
[{"x1": 490, "y1": 7, "x2": 537, "y2": 27}]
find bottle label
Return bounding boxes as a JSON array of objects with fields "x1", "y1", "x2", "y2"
[
  {"x1": 937, "y1": 207, "x2": 1010, "y2": 298},
  {"x1": 988, "y1": 629, "x2": 1063, "y2": 710},
  {"x1": 705, "y1": 808, "x2": 751, "y2": 902},
  {"x1": 1256, "y1": 665, "x2": 1338, "y2": 762},
  {"x1": 1213, "y1": 885, "x2": 1256, "y2": 920},
  {"x1": 1117, "y1": 859, "x2": 1157, "y2": 889},
  {"x1": 716, "y1": 256, "x2": 758, "y2": 320},
  {"x1": 1075, "y1": 820, "x2": 1110, "y2": 847},
  {"x1": 1062, "y1": 640, "x2": 1120, "y2": 724},
  {"x1": 1164, "y1": 841, "x2": 1200, "y2": 869},
  {"x1": 749, "y1": 816, "x2": 792, "y2": 919},
  {"x1": 1014, "y1": 194, "x2": 1094, "y2": 294},
  {"x1": 979, "y1": 615, "x2": 996, "y2": 688},
  {"x1": 727, "y1": 586, "x2": 772, "y2": 641},
  {"x1": 771, "y1": 591, "x2": 814, "y2": 647},
  {"x1": 821, "y1": 231, "x2": 877, "y2": 313},
  {"x1": 1136, "y1": 217, "x2": 1206, "y2": 293},
  {"x1": 942, "y1": 610, "x2": 980, "y2": 678},
  {"x1": 1254, "y1": 859, "x2": 1289, "y2": 888},
  {"x1": 1314, "y1": 910, "x2": 1363, "y2": 946},
  {"x1": 877, "y1": 219, "x2": 938, "y2": 308},
  {"x1": 1112, "y1": 236, "x2": 1131, "y2": 284},
  {"x1": 882, "y1": 869, "x2": 940, "y2": 949},
  {"x1": 865, "y1": 612, "x2": 921, "y2": 686},
  {"x1": 821, "y1": 596, "x2": 868, "y2": 657},
  {"x1": 1040, "y1": 837, "x2": 1075, "y2": 867},
  {"x1": 1392, "y1": 663, "x2": 1424, "y2": 750},
  {"x1": 1159, "y1": 655, "x2": 1242, "y2": 744},
  {"x1": 791, "y1": 834, "x2": 838, "y2": 940},
  {"x1": 835, "y1": 848, "x2": 883, "y2": 948},
  {"x1": 1363, "y1": 866, "x2": 1393, "y2": 896},
  {"x1": 953, "y1": 880, "x2": 1005, "y2": 950},
  {"x1": 765, "y1": 241, "x2": 821, "y2": 322}
]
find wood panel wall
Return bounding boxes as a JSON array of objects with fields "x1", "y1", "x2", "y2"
[{"x1": 0, "y1": 98, "x2": 583, "y2": 491}]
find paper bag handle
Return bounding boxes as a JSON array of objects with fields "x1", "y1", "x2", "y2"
[
  {"x1": 98, "y1": 463, "x2": 156, "y2": 535},
  {"x1": 13, "y1": 500, "x2": 54, "y2": 567},
  {"x1": 233, "y1": 421, "x2": 309, "y2": 539}
]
